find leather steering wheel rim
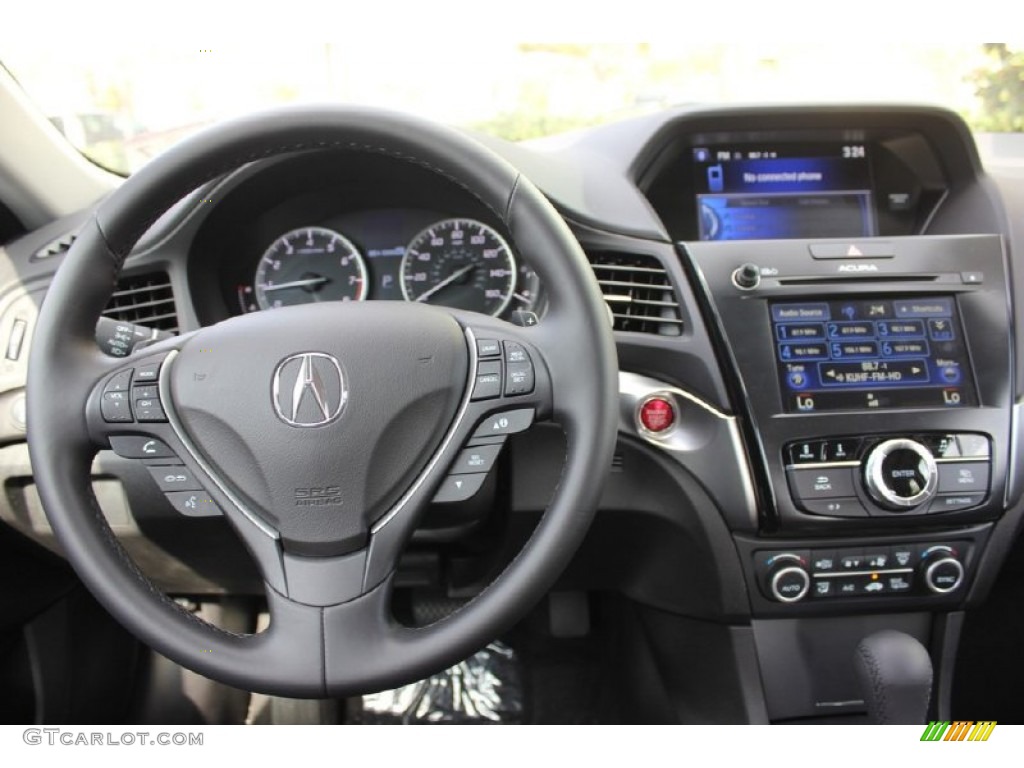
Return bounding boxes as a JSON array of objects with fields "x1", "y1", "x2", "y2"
[{"x1": 26, "y1": 106, "x2": 618, "y2": 697}]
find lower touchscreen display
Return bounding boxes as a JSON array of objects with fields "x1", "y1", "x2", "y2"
[
  {"x1": 692, "y1": 143, "x2": 875, "y2": 241},
  {"x1": 771, "y1": 296, "x2": 978, "y2": 413}
]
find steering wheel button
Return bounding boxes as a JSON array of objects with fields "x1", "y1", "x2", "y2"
[
  {"x1": 104, "y1": 369, "x2": 133, "y2": 393},
  {"x1": 135, "y1": 398, "x2": 167, "y2": 422},
  {"x1": 147, "y1": 465, "x2": 202, "y2": 492},
  {"x1": 165, "y1": 491, "x2": 221, "y2": 517},
  {"x1": 473, "y1": 408, "x2": 534, "y2": 438},
  {"x1": 433, "y1": 473, "x2": 487, "y2": 504},
  {"x1": 503, "y1": 341, "x2": 530, "y2": 364},
  {"x1": 451, "y1": 444, "x2": 503, "y2": 475},
  {"x1": 109, "y1": 436, "x2": 176, "y2": 459},
  {"x1": 133, "y1": 384, "x2": 159, "y2": 400},
  {"x1": 101, "y1": 391, "x2": 133, "y2": 422},
  {"x1": 504, "y1": 362, "x2": 534, "y2": 396},
  {"x1": 134, "y1": 363, "x2": 161, "y2": 383},
  {"x1": 476, "y1": 339, "x2": 501, "y2": 358},
  {"x1": 472, "y1": 361, "x2": 503, "y2": 400}
]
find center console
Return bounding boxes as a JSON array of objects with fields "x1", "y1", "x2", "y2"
[{"x1": 682, "y1": 234, "x2": 1013, "y2": 616}]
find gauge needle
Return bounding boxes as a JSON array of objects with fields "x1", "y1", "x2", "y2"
[
  {"x1": 415, "y1": 264, "x2": 475, "y2": 303},
  {"x1": 261, "y1": 276, "x2": 330, "y2": 292}
]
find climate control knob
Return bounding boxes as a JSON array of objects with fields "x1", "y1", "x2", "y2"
[
  {"x1": 768, "y1": 558, "x2": 811, "y2": 603},
  {"x1": 863, "y1": 439, "x2": 938, "y2": 511},
  {"x1": 920, "y1": 546, "x2": 965, "y2": 594}
]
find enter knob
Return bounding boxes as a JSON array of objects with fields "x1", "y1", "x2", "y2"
[{"x1": 864, "y1": 438, "x2": 938, "y2": 511}]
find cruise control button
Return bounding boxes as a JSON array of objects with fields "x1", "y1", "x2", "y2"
[
  {"x1": 788, "y1": 467, "x2": 856, "y2": 499},
  {"x1": 104, "y1": 369, "x2": 133, "y2": 392},
  {"x1": 472, "y1": 409, "x2": 534, "y2": 439},
  {"x1": 101, "y1": 391, "x2": 133, "y2": 422},
  {"x1": 109, "y1": 436, "x2": 176, "y2": 459},
  {"x1": 938, "y1": 462, "x2": 989, "y2": 494},
  {"x1": 927, "y1": 492, "x2": 985, "y2": 514},
  {"x1": 800, "y1": 497, "x2": 868, "y2": 517},
  {"x1": 147, "y1": 465, "x2": 202, "y2": 492},
  {"x1": 165, "y1": 491, "x2": 221, "y2": 517},
  {"x1": 476, "y1": 339, "x2": 501, "y2": 358},
  {"x1": 450, "y1": 444, "x2": 503, "y2": 474},
  {"x1": 134, "y1": 363, "x2": 161, "y2": 383},
  {"x1": 135, "y1": 398, "x2": 166, "y2": 422},
  {"x1": 472, "y1": 361, "x2": 502, "y2": 401},
  {"x1": 433, "y1": 473, "x2": 487, "y2": 503},
  {"x1": 505, "y1": 362, "x2": 534, "y2": 396}
]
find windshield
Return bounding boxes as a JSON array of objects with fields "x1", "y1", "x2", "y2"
[{"x1": 3, "y1": 43, "x2": 1022, "y2": 176}]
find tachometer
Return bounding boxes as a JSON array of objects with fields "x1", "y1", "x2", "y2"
[
  {"x1": 253, "y1": 226, "x2": 367, "y2": 310},
  {"x1": 400, "y1": 218, "x2": 516, "y2": 316}
]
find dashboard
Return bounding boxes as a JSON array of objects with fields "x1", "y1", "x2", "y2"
[{"x1": 2, "y1": 102, "x2": 1024, "y2": 723}]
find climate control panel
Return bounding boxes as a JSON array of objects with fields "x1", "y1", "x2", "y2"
[
  {"x1": 784, "y1": 433, "x2": 990, "y2": 518},
  {"x1": 754, "y1": 541, "x2": 967, "y2": 603}
]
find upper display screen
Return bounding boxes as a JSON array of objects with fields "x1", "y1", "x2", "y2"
[{"x1": 692, "y1": 143, "x2": 876, "y2": 241}]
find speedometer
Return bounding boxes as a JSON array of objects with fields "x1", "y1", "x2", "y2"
[
  {"x1": 400, "y1": 219, "x2": 516, "y2": 316},
  {"x1": 253, "y1": 226, "x2": 367, "y2": 310}
]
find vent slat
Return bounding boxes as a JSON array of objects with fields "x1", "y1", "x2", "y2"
[
  {"x1": 586, "y1": 251, "x2": 683, "y2": 336},
  {"x1": 102, "y1": 271, "x2": 178, "y2": 334},
  {"x1": 32, "y1": 231, "x2": 78, "y2": 261}
]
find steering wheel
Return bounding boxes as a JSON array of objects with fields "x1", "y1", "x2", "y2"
[{"x1": 25, "y1": 107, "x2": 618, "y2": 697}]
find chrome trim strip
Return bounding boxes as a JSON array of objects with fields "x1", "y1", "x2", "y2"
[
  {"x1": 813, "y1": 568, "x2": 914, "y2": 578},
  {"x1": 1008, "y1": 400, "x2": 1022, "y2": 507},
  {"x1": 619, "y1": 371, "x2": 757, "y2": 523},
  {"x1": 785, "y1": 461, "x2": 860, "y2": 470},
  {"x1": 159, "y1": 350, "x2": 279, "y2": 539},
  {"x1": 371, "y1": 326, "x2": 479, "y2": 533}
]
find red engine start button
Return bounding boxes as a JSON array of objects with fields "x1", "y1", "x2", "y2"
[{"x1": 639, "y1": 397, "x2": 676, "y2": 433}]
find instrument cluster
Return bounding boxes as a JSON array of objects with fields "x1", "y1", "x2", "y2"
[{"x1": 235, "y1": 208, "x2": 541, "y2": 319}]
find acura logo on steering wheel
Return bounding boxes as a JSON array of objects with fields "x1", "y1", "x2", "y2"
[{"x1": 271, "y1": 352, "x2": 347, "y2": 427}]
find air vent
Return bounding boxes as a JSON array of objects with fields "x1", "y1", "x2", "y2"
[
  {"x1": 586, "y1": 251, "x2": 683, "y2": 336},
  {"x1": 102, "y1": 271, "x2": 178, "y2": 333},
  {"x1": 32, "y1": 231, "x2": 77, "y2": 261}
]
